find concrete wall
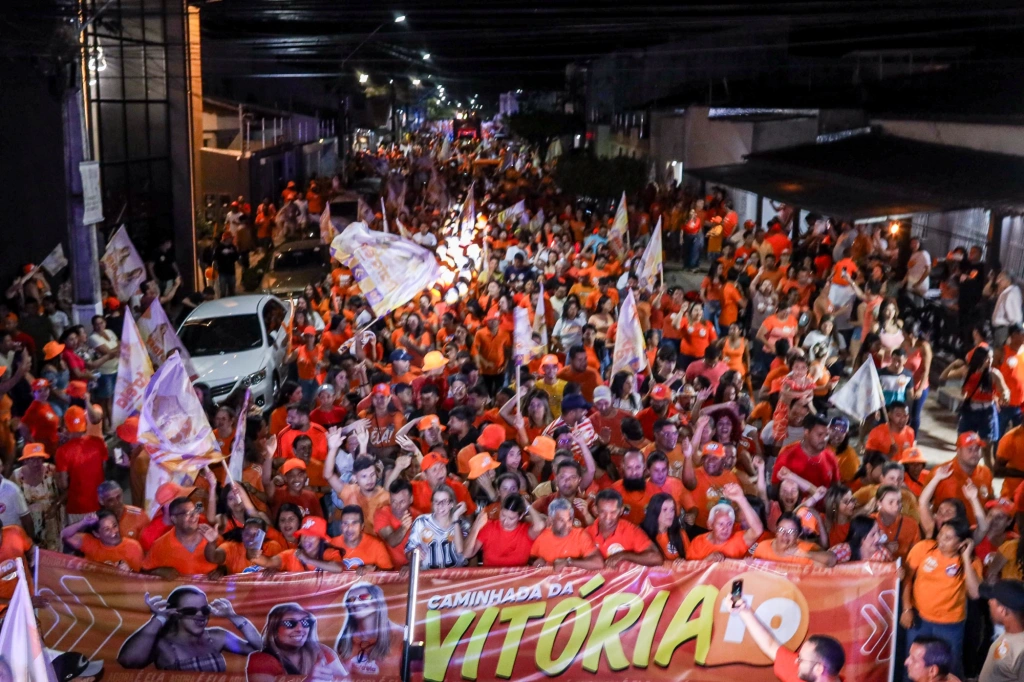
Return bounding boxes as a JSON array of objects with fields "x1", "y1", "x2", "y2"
[
  {"x1": 682, "y1": 109, "x2": 754, "y2": 169},
  {"x1": 874, "y1": 119, "x2": 1024, "y2": 158},
  {"x1": 752, "y1": 117, "x2": 819, "y2": 153}
]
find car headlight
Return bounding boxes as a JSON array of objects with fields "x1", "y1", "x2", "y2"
[{"x1": 242, "y1": 368, "x2": 267, "y2": 387}]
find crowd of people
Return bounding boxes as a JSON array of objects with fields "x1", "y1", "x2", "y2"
[{"x1": 0, "y1": 136, "x2": 1022, "y2": 682}]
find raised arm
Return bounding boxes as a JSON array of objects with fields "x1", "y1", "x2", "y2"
[
  {"x1": 322, "y1": 427, "x2": 348, "y2": 496},
  {"x1": 918, "y1": 463, "x2": 952, "y2": 539}
]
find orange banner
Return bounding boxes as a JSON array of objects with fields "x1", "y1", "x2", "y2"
[{"x1": 34, "y1": 550, "x2": 897, "y2": 682}]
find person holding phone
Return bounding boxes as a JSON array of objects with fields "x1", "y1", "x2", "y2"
[
  {"x1": 729, "y1": 586, "x2": 846, "y2": 681},
  {"x1": 901, "y1": 519, "x2": 982, "y2": 680}
]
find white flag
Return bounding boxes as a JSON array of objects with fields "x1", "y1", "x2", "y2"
[
  {"x1": 612, "y1": 290, "x2": 648, "y2": 375},
  {"x1": 112, "y1": 310, "x2": 153, "y2": 428},
  {"x1": 228, "y1": 390, "x2": 251, "y2": 482},
  {"x1": 138, "y1": 299, "x2": 198, "y2": 379},
  {"x1": 396, "y1": 218, "x2": 413, "y2": 240},
  {"x1": 528, "y1": 208, "x2": 546, "y2": 232},
  {"x1": 39, "y1": 244, "x2": 68, "y2": 276},
  {"x1": 0, "y1": 558, "x2": 58, "y2": 682},
  {"x1": 636, "y1": 217, "x2": 663, "y2": 291},
  {"x1": 512, "y1": 307, "x2": 537, "y2": 366},
  {"x1": 609, "y1": 191, "x2": 629, "y2": 255},
  {"x1": 533, "y1": 282, "x2": 548, "y2": 355},
  {"x1": 101, "y1": 225, "x2": 146, "y2": 301},
  {"x1": 459, "y1": 183, "x2": 477, "y2": 244},
  {"x1": 494, "y1": 200, "x2": 526, "y2": 226},
  {"x1": 319, "y1": 199, "x2": 333, "y2": 244},
  {"x1": 830, "y1": 360, "x2": 885, "y2": 422}
]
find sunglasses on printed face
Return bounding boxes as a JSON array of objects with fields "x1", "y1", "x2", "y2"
[
  {"x1": 282, "y1": 618, "x2": 314, "y2": 629},
  {"x1": 177, "y1": 606, "x2": 211, "y2": 617},
  {"x1": 347, "y1": 592, "x2": 373, "y2": 605}
]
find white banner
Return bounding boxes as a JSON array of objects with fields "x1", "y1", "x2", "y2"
[
  {"x1": 612, "y1": 289, "x2": 648, "y2": 375},
  {"x1": 636, "y1": 217, "x2": 663, "y2": 291},
  {"x1": 137, "y1": 299, "x2": 198, "y2": 379},
  {"x1": 830, "y1": 360, "x2": 885, "y2": 422},
  {"x1": 112, "y1": 310, "x2": 153, "y2": 428},
  {"x1": 80, "y1": 160, "x2": 104, "y2": 225},
  {"x1": 39, "y1": 244, "x2": 68, "y2": 277}
]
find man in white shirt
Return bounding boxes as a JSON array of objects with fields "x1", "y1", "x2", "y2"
[
  {"x1": 224, "y1": 202, "x2": 244, "y2": 237},
  {"x1": 0, "y1": 470, "x2": 34, "y2": 536},
  {"x1": 990, "y1": 271, "x2": 1023, "y2": 347},
  {"x1": 905, "y1": 237, "x2": 932, "y2": 296},
  {"x1": 412, "y1": 222, "x2": 437, "y2": 248}
]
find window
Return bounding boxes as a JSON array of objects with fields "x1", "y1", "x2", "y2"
[
  {"x1": 180, "y1": 315, "x2": 263, "y2": 356},
  {"x1": 262, "y1": 299, "x2": 285, "y2": 336}
]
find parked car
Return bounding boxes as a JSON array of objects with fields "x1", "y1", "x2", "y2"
[
  {"x1": 178, "y1": 294, "x2": 289, "y2": 408},
  {"x1": 259, "y1": 239, "x2": 331, "y2": 297}
]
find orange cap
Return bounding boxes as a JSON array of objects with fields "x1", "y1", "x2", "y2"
[
  {"x1": 281, "y1": 459, "x2": 307, "y2": 475},
  {"x1": 302, "y1": 326, "x2": 316, "y2": 336},
  {"x1": 467, "y1": 452, "x2": 501, "y2": 480},
  {"x1": 64, "y1": 406, "x2": 87, "y2": 433},
  {"x1": 19, "y1": 443, "x2": 48, "y2": 461},
  {"x1": 420, "y1": 452, "x2": 449, "y2": 472},
  {"x1": 796, "y1": 507, "x2": 819, "y2": 535},
  {"x1": 957, "y1": 432, "x2": 985, "y2": 448},
  {"x1": 31, "y1": 378, "x2": 50, "y2": 391},
  {"x1": 899, "y1": 447, "x2": 927, "y2": 464},
  {"x1": 372, "y1": 383, "x2": 391, "y2": 396},
  {"x1": 155, "y1": 482, "x2": 195, "y2": 507},
  {"x1": 540, "y1": 354, "x2": 560, "y2": 368},
  {"x1": 116, "y1": 416, "x2": 140, "y2": 444},
  {"x1": 525, "y1": 435, "x2": 556, "y2": 462},
  {"x1": 66, "y1": 380, "x2": 88, "y2": 399},
  {"x1": 43, "y1": 341, "x2": 65, "y2": 361},
  {"x1": 294, "y1": 516, "x2": 332, "y2": 541},
  {"x1": 701, "y1": 441, "x2": 725, "y2": 458},
  {"x1": 477, "y1": 424, "x2": 506, "y2": 451},
  {"x1": 650, "y1": 384, "x2": 671, "y2": 401},
  {"x1": 417, "y1": 414, "x2": 445, "y2": 432}
]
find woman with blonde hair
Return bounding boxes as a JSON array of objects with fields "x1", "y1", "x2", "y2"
[
  {"x1": 335, "y1": 582, "x2": 403, "y2": 676},
  {"x1": 246, "y1": 603, "x2": 347, "y2": 681}
]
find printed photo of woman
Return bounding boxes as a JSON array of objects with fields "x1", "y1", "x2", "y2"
[
  {"x1": 246, "y1": 603, "x2": 348, "y2": 682},
  {"x1": 334, "y1": 582, "x2": 403, "y2": 677}
]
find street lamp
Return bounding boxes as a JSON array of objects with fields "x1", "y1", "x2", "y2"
[
  {"x1": 358, "y1": 72, "x2": 369, "y2": 84},
  {"x1": 422, "y1": 53, "x2": 431, "y2": 61},
  {"x1": 412, "y1": 78, "x2": 421, "y2": 86},
  {"x1": 395, "y1": 15, "x2": 406, "y2": 23},
  {"x1": 341, "y1": 12, "x2": 407, "y2": 67}
]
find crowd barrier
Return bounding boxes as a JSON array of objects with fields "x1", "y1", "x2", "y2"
[{"x1": 32, "y1": 549, "x2": 898, "y2": 681}]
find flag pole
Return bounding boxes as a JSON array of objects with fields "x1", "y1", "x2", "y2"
[{"x1": 515, "y1": 362, "x2": 523, "y2": 416}]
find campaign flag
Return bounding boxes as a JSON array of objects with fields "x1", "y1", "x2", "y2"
[
  {"x1": 101, "y1": 225, "x2": 146, "y2": 301},
  {"x1": 528, "y1": 208, "x2": 545, "y2": 232},
  {"x1": 39, "y1": 243, "x2": 68, "y2": 276},
  {"x1": 436, "y1": 136, "x2": 450, "y2": 161},
  {"x1": 138, "y1": 354, "x2": 219, "y2": 516},
  {"x1": 830, "y1": 359, "x2": 886, "y2": 422},
  {"x1": 319, "y1": 199, "x2": 333, "y2": 244},
  {"x1": 137, "y1": 299, "x2": 197, "y2": 378},
  {"x1": 227, "y1": 390, "x2": 251, "y2": 482},
  {"x1": 499, "y1": 152, "x2": 514, "y2": 172},
  {"x1": 458, "y1": 183, "x2": 477, "y2": 243},
  {"x1": 357, "y1": 196, "x2": 376, "y2": 225},
  {"x1": 512, "y1": 307, "x2": 539, "y2": 366},
  {"x1": 533, "y1": 281, "x2": 549, "y2": 354},
  {"x1": 612, "y1": 289, "x2": 647, "y2": 375},
  {"x1": 493, "y1": 199, "x2": 525, "y2": 226},
  {"x1": 0, "y1": 559, "x2": 57, "y2": 682},
  {"x1": 545, "y1": 137, "x2": 563, "y2": 162},
  {"x1": 609, "y1": 191, "x2": 629, "y2": 255},
  {"x1": 330, "y1": 222, "x2": 440, "y2": 318},
  {"x1": 636, "y1": 216, "x2": 664, "y2": 291},
  {"x1": 380, "y1": 197, "x2": 390, "y2": 233},
  {"x1": 112, "y1": 310, "x2": 153, "y2": 428},
  {"x1": 396, "y1": 217, "x2": 413, "y2": 240}
]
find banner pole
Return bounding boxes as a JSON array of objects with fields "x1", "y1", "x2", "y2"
[
  {"x1": 515, "y1": 362, "x2": 523, "y2": 416},
  {"x1": 401, "y1": 547, "x2": 423, "y2": 682}
]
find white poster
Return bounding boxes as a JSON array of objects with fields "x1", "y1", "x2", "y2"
[{"x1": 80, "y1": 161, "x2": 104, "y2": 225}]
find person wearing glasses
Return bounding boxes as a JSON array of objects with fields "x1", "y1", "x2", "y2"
[
  {"x1": 728, "y1": 591, "x2": 846, "y2": 681},
  {"x1": 246, "y1": 603, "x2": 348, "y2": 682},
  {"x1": 141, "y1": 497, "x2": 222, "y2": 580},
  {"x1": 335, "y1": 582, "x2": 403, "y2": 676},
  {"x1": 117, "y1": 586, "x2": 261, "y2": 671},
  {"x1": 406, "y1": 485, "x2": 466, "y2": 569}
]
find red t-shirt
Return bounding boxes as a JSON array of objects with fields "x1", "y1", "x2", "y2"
[
  {"x1": 55, "y1": 436, "x2": 109, "y2": 514},
  {"x1": 772, "y1": 443, "x2": 840, "y2": 490},
  {"x1": 22, "y1": 400, "x2": 59, "y2": 455},
  {"x1": 773, "y1": 647, "x2": 802, "y2": 682},
  {"x1": 271, "y1": 488, "x2": 324, "y2": 519},
  {"x1": 476, "y1": 519, "x2": 534, "y2": 567},
  {"x1": 310, "y1": 406, "x2": 348, "y2": 429}
]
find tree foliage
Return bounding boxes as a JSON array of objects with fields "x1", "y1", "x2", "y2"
[
  {"x1": 553, "y1": 150, "x2": 648, "y2": 200},
  {"x1": 505, "y1": 112, "x2": 582, "y2": 147}
]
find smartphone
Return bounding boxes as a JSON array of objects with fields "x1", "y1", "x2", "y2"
[
  {"x1": 731, "y1": 580, "x2": 743, "y2": 603},
  {"x1": 249, "y1": 529, "x2": 266, "y2": 550}
]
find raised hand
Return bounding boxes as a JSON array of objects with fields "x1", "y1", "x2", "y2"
[{"x1": 209, "y1": 597, "x2": 236, "y2": 618}]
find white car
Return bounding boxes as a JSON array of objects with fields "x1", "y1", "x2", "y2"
[{"x1": 178, "y1": 294, "x2": 290, "y2": 409}]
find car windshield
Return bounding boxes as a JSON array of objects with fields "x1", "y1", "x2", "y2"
[
  {"x1": 272, "y1": 246, "x2": 327, "y2": 270},
  {"x1": 332, "y1": 201, "x2": 358, "y2": 221},
  {"x1": 179, "y1": 314, "x2": 263, "y2": 356}
]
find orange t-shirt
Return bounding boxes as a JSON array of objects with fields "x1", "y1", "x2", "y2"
[
  {"x1": 391, "y1": 330, "x2": 432, "y2": 368},
  {"x1": 586, "y1": 519, "x2": 655, "y2": 559},
  {"x1": 610, "y1": 480, "x2": 661, "y2": 526},
  {"x1": 996, "y1": 425, "x2": 1024, "y2": 498},
  {"x1": 760, "y1": 314, "x2": 800, "y2": 350},
  {"x1": 865, "y1": 423, "x2": 916, "y2": 459},
  {"x1": 692, "y1": 468, "x2": 740, "y2": 529},
  {"x1": 79, "y1": 534, "x2": 144, "y2": 571},
  {"x1": 118, "y1": 506, "x2": 149, "y2": 542},
  {"x1": 337, "y1": 535, "x2": 394, "y2": 570},
  {"x1": 142, "y1": 531, "x2": 220, "y2": 575},
  {"x1": 722, "y1": 338, "x2": 747, "y2": 375},
  {"x1": 719, "y1": 283, "x2": 744, "y2": 327},
  {"x1": 678, "y1": 320, "x2": 718, "y2": 358},
  {"x1": 277, "y1": 547, "x2": 343, "y2": 572},
  {"x1": 873, "y1": 513, "x2": 920, "y2": 563},
  {"x1": 656, "y1": 531, "x2": 690, "y2": 560},
  {"x1": 907, "y1": 539, "x2": 983, "y2": 623},
  {"x1": 0, "y1": 526, "x2": 32, "y2": 599},
  {"x1": 530, "y1": 527, "x2": 598, "y2": 563},
  {"x1": 340, "y1": 485, "x2": 391, "y2": 536},
  {"x1": 471, "y1": 327, "x2": 511, "y2": 375},
  {"x1": 653, "y1": 477, "x2": 697, "y2": 513},
  {"x1": 295, "y1": 345, "x2": 321, "y2": 381},
  {"x1": 752, "y1": 540, "x2": 817, "y2": 565},
  {"x1": 557, "y1": 367, "x2": 604, "y2": 402},
  {"x1": 277, "y1": 424, "x2": 329, "y2": 461},
  {"x1": 831, "y1": 258, "x2": 858, "y2": 286},
  {"x1": 220, "y1": 540, "x2": 284, "y2": 574},
  {"x1": 688, "y1": 531, "x2": 749, "y2": 560},
  {"x1": 931, "y1": 459, "x2": 994, "y2": 525}
]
